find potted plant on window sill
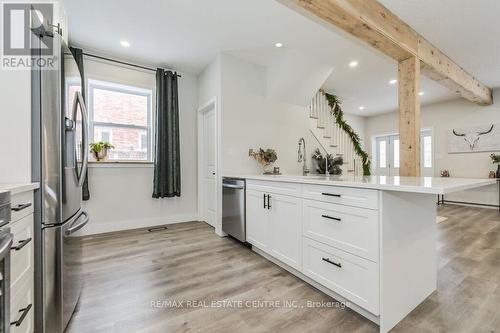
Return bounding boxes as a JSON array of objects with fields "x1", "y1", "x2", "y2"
[{"x1": 90, "y1": 142, "x2": 114, "y2": 162}]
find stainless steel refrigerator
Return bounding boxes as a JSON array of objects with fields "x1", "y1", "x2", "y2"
[{"x1": 31, "y1": 26, "x2": 90, "y2": 333}]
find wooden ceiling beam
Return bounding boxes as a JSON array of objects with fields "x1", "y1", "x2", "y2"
[{"x1": 283, "y1": 0, "x2": 493, "y2": 105}]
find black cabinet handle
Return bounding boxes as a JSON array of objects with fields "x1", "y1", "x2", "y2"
[
  {"x1": 322, "y1": 257, "x2": 342, "y2": 268},
  {"x1": 321, "y1": 193, "x2": 341, "y2": 198},
  {"x1": 11, "y1": 203, "x2": 32, "y2": 212},
  {"x1": 263, "y1": 194, "x2": 267, "y2": 209},
  {"x1": 321, "y1": 215, "x2": 341, "y2": 222},
  {"x1": 267, "y1": 195, "x2": 271, "y2": 209},
  {"x1": 11, "y1": 304, "x2": 32, "y2": 327},
  {"x1": 11, "y1": 237, "x2": 32, "y2": 251}
]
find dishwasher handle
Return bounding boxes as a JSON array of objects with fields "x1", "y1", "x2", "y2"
[{"x1": 222, "y1": 184, "x2": 245, "y2": 190}]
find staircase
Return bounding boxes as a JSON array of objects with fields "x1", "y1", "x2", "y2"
[{"x1": 309, "y1": 90, "x2": 364, "y2": 176}]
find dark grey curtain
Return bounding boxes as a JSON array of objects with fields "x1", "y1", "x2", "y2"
[
  {"x1": 69, "y1": 47, "x2": 90, "y2": 201},
  {"x1": 153, "y1": 69, "x2": 181, "y2": 198}
]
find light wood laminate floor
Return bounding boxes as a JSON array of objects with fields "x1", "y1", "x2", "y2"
[{"x1": 66, "y1": 204, "x2": 500, "y2": 333}]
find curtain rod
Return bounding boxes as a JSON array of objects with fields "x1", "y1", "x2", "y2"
[{"x1": 82, "y1": 52, "x2": 181, "y2": 77}]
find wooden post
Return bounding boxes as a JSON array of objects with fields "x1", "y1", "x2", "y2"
[{"x1": 398, "y1": 56, "x2": 421, "y2": 177}]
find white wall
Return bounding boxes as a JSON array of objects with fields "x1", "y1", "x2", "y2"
[
  {"x1": 81, "y1": 58, "x2": 199, "y2": 234},
  {"x1": 365, "y1": 89, "x2": 500, "y2": 206},
  {"x1": 218, "y1": 53, "x2": 365, "y2": 176},
  {"x1": 0, "y1": 0, "x2": 68, "y2": 184}
]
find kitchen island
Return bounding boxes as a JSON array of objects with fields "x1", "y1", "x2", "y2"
[{"x1": 227, "y1": 175, "x2": 494, "y2": 333}]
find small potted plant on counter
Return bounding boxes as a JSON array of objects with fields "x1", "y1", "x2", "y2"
[
  {"x1": 90, "y1": 142, "x2": 114, "y2": 161},
  {"x1": 250, "y1": 148, "x2": 278, "y2": 174},
  {"x1": 490, "y1": 153, "x2": 500, "y2": 178}
]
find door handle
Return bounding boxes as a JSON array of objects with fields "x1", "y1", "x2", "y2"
[
  {"x1": 11, "y1": 304, "x2": 32, "y2": 327},
  {"x1": 11, "y1": 237, "x2": 32, "y2": 251},
  {"x1": 0, "y1": 233, "x2": 13, "y2": 259},
  {"x1": 263, "y1": 194, "x2": 267, "y2": 209},
  {"x1": 321, "y1": 215, "x2": 341, "y2": 222},
  {"x1": 267, "y1": 194, "x2": 271, "y2": 209},
  {"x1": 72, "y1": 91, "x2": 89, "y2": 187},
  {"x1": 322, "y1": 257, "x2": 342, "y2": 268},
  {"x1": 66, "y1": 211, "x2": 89, "y2": 235},
  {"x1": 322, "y1": 192, "x2": 341, "y2": 198},
  {"x1": 11, "y1": 203, "x2": 32, "y2": 212}
]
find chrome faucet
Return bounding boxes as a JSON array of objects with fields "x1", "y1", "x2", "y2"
[{"x1": 298, "y1": 138, "x2": 310, "y2": 176}]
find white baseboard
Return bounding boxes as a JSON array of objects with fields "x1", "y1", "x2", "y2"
[{"x1": 78, "y1": 213, "x2": 199, "y2": 236}]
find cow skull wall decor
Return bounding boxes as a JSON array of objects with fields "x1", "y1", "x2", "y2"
[{"x1": 448, "y1": 124, "x2": 499, "y2": 153}]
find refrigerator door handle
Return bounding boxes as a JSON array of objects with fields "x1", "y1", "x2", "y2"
[
  {"x1": 66, "y1": 211, "x2": 89, "y2": 235},
  {"x1": 0, "y1": 233, "x2": 14, "y2": 260},
  {"x1": 72, "y1": 91, "x2": 89, "y2": 187}
]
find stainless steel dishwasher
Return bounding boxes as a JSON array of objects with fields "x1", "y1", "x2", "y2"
[{"x1": 222, "y1": 178, "x2": 246, "y2": 242}]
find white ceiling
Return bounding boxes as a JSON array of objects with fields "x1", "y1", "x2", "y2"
[
  {"x1": 64, "y1": 0, "x2": 495, "y2": 116},
  {"x1": 380, "y1": 0, "x2": 500, "y2": 89}
]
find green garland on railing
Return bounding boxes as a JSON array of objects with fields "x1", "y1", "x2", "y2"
[{"x1": 323, "y1": 91, "x2": 371, "y2": 176}]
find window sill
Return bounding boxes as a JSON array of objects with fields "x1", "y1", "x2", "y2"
[{"x1": 88, "y1": 161, "x2": 154, "y2": 168}]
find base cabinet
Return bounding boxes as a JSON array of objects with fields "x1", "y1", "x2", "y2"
[
  {"x1": 268, "y1": 193, "x2": 301, "y2": 270},
  {"x1": 246, "y1": 189, "x2": 270, "y2": 252},
  {"x1": 302, "y1": 237, "x2": 379, "y2": 315},
  {"x1": 246, "y1": 189, "x2": 302, "y2": 271},
  {"x1": 246, "y1": 180, "x2": 379, "y2": 315},
  {"x1": 9, "y1": 190, "x2": 35, "y2": 333}
]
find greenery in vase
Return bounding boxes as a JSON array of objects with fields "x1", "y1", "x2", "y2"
[
  {"x1": 323, "y1": 92, "x2": 371, "y2": 176},
  {"x1": 312, "y1": 148, "x2": 343, "y2": 175},
  {"x1": 89, "y1": 142, "x2": 114, "y2": 154},
  {"x1": 490, "y1": 153, "x2": 500, "y2": 164}
]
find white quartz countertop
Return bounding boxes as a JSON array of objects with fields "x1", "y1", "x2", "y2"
[
  {"x1": 224, "y1": 174, "x2": 496, "y2": 194},
  {"x1": 0, "y1": 183, "x2": 39, "y2": 195}
]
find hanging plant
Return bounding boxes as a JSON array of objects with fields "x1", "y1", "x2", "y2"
[{"x1": 323, "y1": 91, "x2": 371, "y2": 176}]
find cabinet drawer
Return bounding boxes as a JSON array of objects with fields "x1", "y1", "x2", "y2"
[
  {"x1": 10, "y1": 214, "x2": 34, "y2": 289},
  {"x1": 11, "y1": 191, "x2": 34, "y2": 223},
  {"x1": 303, "y1": 199, "x2": 379, "y2": 262},
  {"x1": 302, "y1": 237, "x2": 379, "y2": 315},
  {"x1": 246, "y1": 180, "x2": 301, "y2": 197},
  {"x1": 10, "y1": 273, "x2": 34, "y2": 333},
  {"x1": 302, "y1": 184, "x2": 378, "y2": 210}
]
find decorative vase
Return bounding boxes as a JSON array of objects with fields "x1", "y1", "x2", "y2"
[
  {"x1": 496, "y1": 164, "x2": 500, "y2": 178},
  {"x1": 263, "y1": 163, "x2": 274, "y2": 174},
  {"x1": 94, "y1": 149, "x2": 109, "y2": 162}
]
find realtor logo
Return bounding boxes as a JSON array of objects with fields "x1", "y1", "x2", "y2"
[{"x1": 1, "y1": 2, "x2": 56, "y2": 69}]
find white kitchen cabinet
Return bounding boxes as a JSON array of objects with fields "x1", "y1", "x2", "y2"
[
  {"x1": 246, "y1": 188, "x2": 302, "y2": 271},
  {"x1": 246, "y1": 189, "x2": 270, "y2": 252},
  {"x1": 268, "y1": 193, "x2": 302, "y2": 270},
  {"x1": 302, "y1": 237, "x2": 379, "y2": 315},
  {"x1": 302, "y1": 199, "x2": 379, "y2": 262}
]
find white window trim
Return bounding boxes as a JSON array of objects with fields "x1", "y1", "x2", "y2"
[{"x1": 87, "y1": 78, "x2": 154, "y2": 163}]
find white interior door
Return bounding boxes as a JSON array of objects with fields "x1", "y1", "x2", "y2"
[{"x1": 202, "y1": 107, "x2": 217, "y2": 227}]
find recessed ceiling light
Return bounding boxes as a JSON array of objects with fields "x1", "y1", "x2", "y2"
[
  {"x1": 419, "y1": 91, "x2": 424, "y2": 96},
  {"x1": 349, "y1": 60, "x2": 358, "y2": 68},
  {"x1": 359, "y1": 106, "x2": 365, "y2": 110},
  {"x1": 120, "y1": 40, "x2": 130, "y2": 47},
  {"x1": 275, "y1": 42, "x2": 283, "y2": 48},
  {"x1": 389, "y1": 79, "x2": 397, "y2": 85}
]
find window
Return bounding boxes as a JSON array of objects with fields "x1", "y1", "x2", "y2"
[
  {"x1": 393, "y1": 139, "x2": 400, "y2": 168},
  {"x1": 379, "y1": 141, "x2": 386, "y2": 168},
  {"x1": 423, "y1": 135, "x2": 432, "y2": 168},
  {"x1": 374, "y1": 130, "x2": 434, "y2": 176},
  {"x1": 88, "y1": 79, "x2": 153, "y2": 162}
]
